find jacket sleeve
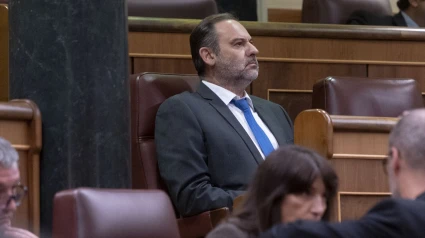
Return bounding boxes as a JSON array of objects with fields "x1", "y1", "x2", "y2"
[
  {"x1": 155, "y1": 96, "x2": 244, "y2": 217},
  {"x1": 346, "y1": 10, "x2": 370, "y2": 25},
  {"x1": 260, "y1": 199, "x2": 404, "y2": 238},
  {"x1": 206, "y1": 222, "x2": 249, "y2": 238}
]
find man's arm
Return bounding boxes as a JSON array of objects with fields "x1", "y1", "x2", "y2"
[
  {"x1": 260, "y1": 199, "x2": 403, "y2": 238},
  {"x1": 346, "y1": 10, "x2": 371, "y2": 25},
  {"x1": 279, "y1": 105, "x2": 293, "y2": 135},
  {"x1": 155, "y1": 96, "x2": 243, "y2": 217}
]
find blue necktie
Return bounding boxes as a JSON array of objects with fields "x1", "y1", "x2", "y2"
[{"x1": 232, "y1": 98, "x2": 275, "y2": 157}]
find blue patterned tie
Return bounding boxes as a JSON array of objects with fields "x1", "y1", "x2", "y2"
[{"x1": 232, "y1": 98, "x2": 275, "y2": 157}]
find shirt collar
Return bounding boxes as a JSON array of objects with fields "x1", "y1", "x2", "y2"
[
  {"x1": 202, "y1": 81, "x2": 254, "y2": 109},
  {"x1": 401, "y1": 11, "x2": 420, "y2": 28}
]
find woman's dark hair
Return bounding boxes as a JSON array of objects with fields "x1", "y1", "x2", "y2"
[
  {"x1": 189, "y1": 13, "x2": 237, "y2": 76},
  {"x1": 397, "y1": 0, "x2": 410, "y2": 11},
  {"x1": 228, "y1": 145, "x2": 338, "y2": 235}
]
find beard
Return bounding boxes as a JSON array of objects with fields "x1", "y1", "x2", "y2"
[{"x1": 213, "y1": 56, "x2": 259, "y2": 89}]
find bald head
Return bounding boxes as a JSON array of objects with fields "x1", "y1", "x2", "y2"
[{"x1": 389, "y1": 109, "x2": 425, "y2": 171}]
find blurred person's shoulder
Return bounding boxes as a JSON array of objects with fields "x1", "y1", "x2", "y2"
[
  {"x1": 1, "y1": 226, "x2": 38, "y2": 238},
  {"x1": 207, "y1": 219, "x2": 255, "y2": 238}
]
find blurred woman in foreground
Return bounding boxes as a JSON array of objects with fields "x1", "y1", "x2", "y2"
[{"x1": 207, "y1": 145, "x2": 338, "y2": 238}]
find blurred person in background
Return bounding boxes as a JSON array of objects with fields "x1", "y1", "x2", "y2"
[{"x1": 348, "y1": 0, "x2": 425, "y2": 27}]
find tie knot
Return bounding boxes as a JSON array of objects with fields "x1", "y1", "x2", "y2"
[{"x1": 232, "y1": 98, "x2": 250, "y2": 112}]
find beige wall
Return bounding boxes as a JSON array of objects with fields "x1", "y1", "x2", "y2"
[{"x1": 267, "y1": 0, "x2": 399, "y2": 12}]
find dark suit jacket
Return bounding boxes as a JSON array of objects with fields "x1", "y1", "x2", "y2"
[
  {"x1": 260, "y1": 192, "x2": 425, "y2": 238},
  {"x1": 155, "y1": 83, "x2": 293, "y2": 217},
  {"x1": 347, "y1": 11, "x2": 407, "y2": 27}
]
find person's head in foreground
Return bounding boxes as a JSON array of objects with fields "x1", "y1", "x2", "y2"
[
  {"x1": 0, "y1": 137, "x2": 36, "y2": 238},
  {"x1": 214, "y1": 145, "x2": 338, "y2": 236},
  {"x1": 387, "y1": 108, "x2": 425, "y2": 199},
  {"x1": 190, "y1": 13, "x2": 259, "y2": 97},
  {"x1": 397, "y1": 0, "x2": 425, "y2": 27}
]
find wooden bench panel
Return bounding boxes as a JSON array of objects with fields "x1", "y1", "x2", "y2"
[{"x1": 295, "y1": 109, "x2": 397, "y2": 221}]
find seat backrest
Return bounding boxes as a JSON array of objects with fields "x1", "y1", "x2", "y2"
[
  {"x1": 127, "y1": 0, "x2": 218, "y2": 19},
  {"x1": 130, "y1": 72, "x2": 200, "y2": 190},
  {"x1": 312, "y1": 77, "x2": 424, "y2": 117},
  {"x1": 52, "y1": 188, "x2": 180, "y2": 238},
  {"x1": 302, "y1": 0, "x2": 392, "y2": 24}
]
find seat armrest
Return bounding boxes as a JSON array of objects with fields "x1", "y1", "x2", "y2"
[
  {"x1": 232, "y1": 195, "x2": 245, "y2": 212},
  {"x1": 177, "y1": 207, "x2": 230, "y2": 238}
]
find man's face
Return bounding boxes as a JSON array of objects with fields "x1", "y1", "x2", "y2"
[
  {"x1": 410, "y1": 0, "x2": 425, "y2": 19},
  {"x1": 212, "y1": 20, "x2": 259, "y2": 86},
  {"x1": 418, "y1": 0, "x2": 425, "y2": 18},
  {"x1": 0, "y1": 165, "x2": 20, "y2": 227}
]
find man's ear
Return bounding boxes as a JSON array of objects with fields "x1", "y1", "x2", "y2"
[
  {"x1": 409, "y1": 0, "x2": 419, "y2": 7},
  {"x1": 391, "y1": 147, "x2": 402, "y2": 176},
  {"x1": 199, "y1": 47, "x2": 216, "y2": 67}
]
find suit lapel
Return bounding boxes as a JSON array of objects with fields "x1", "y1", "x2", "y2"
[
  {"x1": 254, "y1": 101, "x2": 287, "y2": 146},
  {"x1": 393, "y1": 12, "x2": 407, "y2": 27},
  {"x1": 197, "y1": 83, "x2": 264, "y2": 164}
]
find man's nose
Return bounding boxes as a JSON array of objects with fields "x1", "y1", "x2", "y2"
[
  {"x1": 247, "y1": 42, "x2": 259, "y2": 56},
  {"x1": 4, "y1": 198, "x2": 17, "y2": 212}
]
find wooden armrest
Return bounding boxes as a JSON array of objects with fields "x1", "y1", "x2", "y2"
[
  {"x1": 232, "y1": 194, "x2": 245, "y2": 212},
  {"x1": 177, "y1": 207, "x2": 230, "y2": 238}
]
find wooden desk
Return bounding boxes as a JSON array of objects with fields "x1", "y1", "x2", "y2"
[
  {"x1": 294, "y1": 109, "x2": 397, "y2": 221},
  {"x1": 0, "y1": 100, "x2": 41, "y2": 235},
  {"x1": 129, "y1": 18, "x2": 425, "y2": 121}
]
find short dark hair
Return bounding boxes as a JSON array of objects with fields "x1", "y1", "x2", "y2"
[
  {"x1": 397, "y1": 0, "x2": 410, "y2": 11},
  {"x1": 389, "y1": 109, "x2": 425, "y2": 171},
  {"x1": 228, "y1": 145, "x2": 339, "y2": 235},
  {"x1": 189, "y1": 13, "x2": 237, "y2": 76}
]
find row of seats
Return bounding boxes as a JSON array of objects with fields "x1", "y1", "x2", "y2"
[
  {"x1": 130, "y1": 72, "x2": 424, "y2": 237},
  {"x1": 50, "y1": 74, "x2": 424, "y2": 238},
  {"x1": 302, "y1": 0, "x2": 392, "y2": 24},
  {"x1": 2, "y1": 74, "x2": 422, "y2": 237}
]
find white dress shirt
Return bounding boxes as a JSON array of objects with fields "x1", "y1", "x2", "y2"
[
  {"x1": 401, "y1": 11, "x2": 420, "y2": 28},
  {"x1": 203, "y1": 81, "x2": 278, "y2": 159}
]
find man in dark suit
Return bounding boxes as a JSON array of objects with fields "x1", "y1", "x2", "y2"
[
  {"x1": 347, "y1": 0, "x2": 425, "y2": 27},
  {"x1": 260, "y1": 109, "x2": 425, "y2": 238},
  {"x1": 155, "y1": 13, "x2": 293, "y2": 217}
]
